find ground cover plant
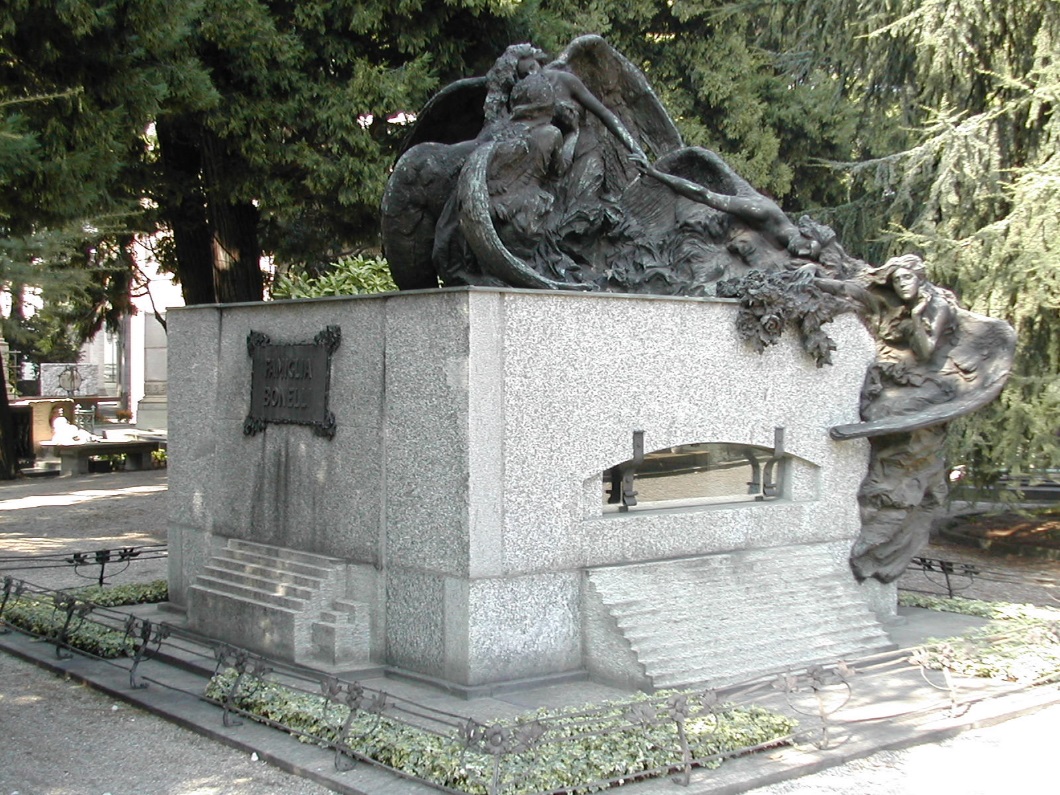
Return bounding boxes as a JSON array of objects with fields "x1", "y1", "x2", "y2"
[
  {"x1": 1, "y1": 592, "x2": 132, "y2": 657},
  {"x1": 900, "y1": 593, "x2": 1060, "y2": 683},
  {"x1": 69, "y1": 579, "x2": 169, "y2": 607},
  {"x1": 205, "y1": 669, "x2": 796, "y2": 794},
  {"x1": 0, "y1": 580, "x2": 168, "y2": 657}
]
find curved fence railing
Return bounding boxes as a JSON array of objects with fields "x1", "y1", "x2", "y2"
[{"x1": 0, "y1": 544, "x2": 167, "y2": 587}]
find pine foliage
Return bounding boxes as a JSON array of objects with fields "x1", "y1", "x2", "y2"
[{"x1": 756, "y1": 0, "x2": 1060, "y2": 479}]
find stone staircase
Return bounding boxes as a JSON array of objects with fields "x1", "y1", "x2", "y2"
[
  {"x1": 187, "y1": 539, "x2": 372, "y2": 668},
  {"x1": 586, "y1": 543, "x2": 895, "y2": 690}
]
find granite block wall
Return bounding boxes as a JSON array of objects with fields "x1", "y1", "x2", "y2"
[{"x1": 169, "y1": 288, "x2": 877, "y2": 688}]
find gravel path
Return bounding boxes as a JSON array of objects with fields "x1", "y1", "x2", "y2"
[
  {"x1": 747, "y1": 702, "x2": 1058, "y2": 794},
  {"x1": 0, "y1": 470, "x2": 169, "y2": 591},
  {"x1": 0, "y1": 650, "x2": 334, "y2": 795}
]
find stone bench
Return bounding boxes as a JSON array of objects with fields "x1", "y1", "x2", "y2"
[{"x1": 39, "y1": 439, "x2": 163, "y2": 477}]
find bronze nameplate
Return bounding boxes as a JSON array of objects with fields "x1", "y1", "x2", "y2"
[{"x1": 244, "y1": 326, "x2": 340, "y2": 439}]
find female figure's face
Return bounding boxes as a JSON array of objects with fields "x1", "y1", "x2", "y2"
[
  {"x1": 517, "y1": 55, "x2": 542, "y2": 79},
  {"x1": 892, "y1": 267, "x2": 921, "y2": 302}
]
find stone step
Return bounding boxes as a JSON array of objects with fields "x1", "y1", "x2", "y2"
[
  {"x1": 631, "y1": 626, "x2": 887, "y2": 673},
  {"x1": 220, "y1": 547, "x2": 339, "y2": 580},
  {"x1": 317, "y1": 599, "x2": 371, "y2": 625},
  {"x1": 185, "y1": 580, "x2": 303, "y2": 619},
  {"x1": 227, "y1": 538, "x2": 345, "y2": 570},
  {"x1": 199, "y1": 565, "x2": 319, "y2": 602},
  {"x1": 614, "y1": 592, "x2": 889, "y2": 654},
  {"x1": 627, "y1": 611, "x2": 883, "y2": 661},
  {"x1": 188, "y1": 539, "x2": 372, "y2": 668},
  {"x1": 652, "y1": 626, "x2": 892, "y2": 676},
  {"x1": 309, "y1": 599, "x2": 372, "y2": 667},
  {"x1": 602, "y1": 577, "x2": 851, "y2": 622},
  {"x1": 615, "y1": 589, "x2": 869, "y2": 636},
  {"x1": 585, "y1": 544, "x2": 891, "y2": 691},
  {"x1": 650, "y1": 634, "x2": 889, "y2": 689},
  {"x1": 206, "y1": 557, "x2": 328, "y2": 591},
  {"x1": 636, "y1": 621, "x2": 889, "y2": 675},
  {"x1": 614, "y1": 585, "x2": 869, "y2": 627},
  {"x1": 593, "y1": 567, "x2": 845, "y2": 605},
  {"x1": 591, "y1": 545, "x2": 837, "y2": 584},
  {"x1": 189, "y1": 584, "x2": 304, "y2": 661},
  {"x1": 190, "y1": 575, "x2": 308, "y2": 612},
  {"x1": 316, "y1": 600, "x2": 369, "y2": 626},
  {"x1": 332, "y1": 597, "x2": 368, "y2": 613}
]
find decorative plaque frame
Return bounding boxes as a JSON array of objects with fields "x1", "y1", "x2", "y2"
[{"x1": 243, "y1": 325, "x2": 341, "y2": 439}]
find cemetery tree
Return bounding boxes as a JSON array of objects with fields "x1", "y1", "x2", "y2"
[
  {"x1": 758, "y1": 0, "x2": 1060, "y2": 480},
  {"x1": 0, "y1": 0, "x2": 201, "y2": 477},
  {"x1": 0, "y1": 0, "x2": 570, "y2": 303},
  {"x1": 149, "y1": 0, "x2": 598, "y2": 296}
]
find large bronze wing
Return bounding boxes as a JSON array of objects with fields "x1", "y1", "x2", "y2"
[
  {"x1": 553, "y1": 35, "x2": 683, "y2": 160},
  {"x1": 396, "y1": 76, "x2": 488, "y2": 155},
  {"x1": 551, "y1": 35, "x2": 683, "y2": 196},
  {"x1": 382, "y1": 79, "x2": 489, "y2": 291}
]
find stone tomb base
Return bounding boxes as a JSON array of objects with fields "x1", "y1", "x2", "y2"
[{"x1": 169, "y1": 288, "x2": 894, "y2": 693}]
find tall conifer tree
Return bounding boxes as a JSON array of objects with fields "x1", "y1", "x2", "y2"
[{"x1": 777, "y1": 0, "x2": 1060, "y2": 479}]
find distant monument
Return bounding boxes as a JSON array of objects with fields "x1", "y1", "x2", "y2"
[
  {"x1": 169, "y1": 37, "x2": 1014, "y2": 694},
  {"x1": 40, "y1": 363, "x2": 100, "y2": 398}
]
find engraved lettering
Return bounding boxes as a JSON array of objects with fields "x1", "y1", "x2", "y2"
[{"x1": 264, "y1": 357, "x2": 313, "y2": 380}]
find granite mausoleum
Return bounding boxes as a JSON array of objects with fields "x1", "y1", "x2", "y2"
[
  {"x1": 169, "y1": 289, "x2": 900, "y2": 693},
  {"x1": 169, "y1": 35, "x2": 1014, "y2": 694}
]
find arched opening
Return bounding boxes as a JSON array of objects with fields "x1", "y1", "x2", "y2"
[{"x1": 602, "y1": 435, "x2": 788, "y2": 512}]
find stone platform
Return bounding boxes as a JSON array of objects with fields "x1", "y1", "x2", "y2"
[{"x1": 169, "y1": 288, "x2": 884, "y2": 691}]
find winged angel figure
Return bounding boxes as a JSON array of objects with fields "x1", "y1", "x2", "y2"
[{"x1": 382, "y1": 35, "x2": 815, "y2": 295}]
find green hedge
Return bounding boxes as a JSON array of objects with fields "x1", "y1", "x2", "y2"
[
  {"x1": 2, "y1": 593, "x2": 132, "y2": 658},
  {"x1": 69, "y1": 580, "x2": 169, "y2": 607}
]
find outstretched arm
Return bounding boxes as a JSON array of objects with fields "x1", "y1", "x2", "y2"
[
  {"x1": 644, "y1": 166, "x2": 746, "y2": 215},
  {"x1": 643, "y1": 165, "x2": 806, "y2": 250},
  {"x1": 556, "y1": 69, "x2": 646, "y2": 161},
  {"x1": 814, "y1": 276, "x2": 883, "y2": 316}
]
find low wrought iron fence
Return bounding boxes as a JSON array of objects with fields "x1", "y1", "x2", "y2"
[
  {"x1": 902, "y1": 555, "x2": 1059, "y2": 600},
  {"x1": 2, "y1": 560, "x2": 1059, "y2": 795},
  {"x1": 0, "y1": 544, "x2": 167, "y2": 587}
]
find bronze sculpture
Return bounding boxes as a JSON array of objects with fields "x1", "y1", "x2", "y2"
[{"x1": 381, "y1": 36, "x2": 1016, "y2": 584}]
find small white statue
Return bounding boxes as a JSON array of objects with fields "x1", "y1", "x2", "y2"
[{"x1": 51, "y1": 413, "x2": 101, "y2": 444}]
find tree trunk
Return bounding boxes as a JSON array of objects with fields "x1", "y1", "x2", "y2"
[
  {"x1": 0, "y1": 354, "x2": 18, "y2": 480},
  {"x1": 209, "y1": 199, "x2": 264, "y2": 303},
  {"x1": 156, "y1": 118, "x2": 218, "y2": 306},
  {"x1": 156, "y1": 120, "x2": 264, "y2": 305}
]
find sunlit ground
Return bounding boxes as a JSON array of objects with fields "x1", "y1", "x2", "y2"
[
  {"x1": 0, "y1": 478, "x2": 167, "y2": 568},
  {"x1": 0, "y1": 530, "x2": 161, "y2": 555},
  {"x1": 0, "y1": 484, "x2": 166, "y2": 512}
]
